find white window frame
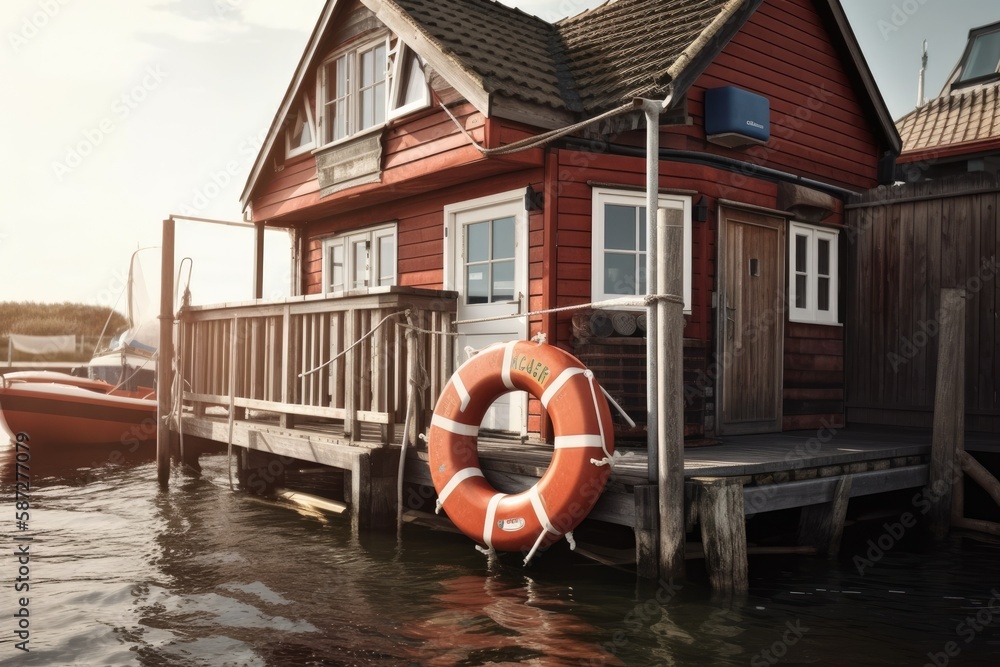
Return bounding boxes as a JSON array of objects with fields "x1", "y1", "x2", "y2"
[
  {"x1": 321, "y1": 223, "x2": 397, "y2": 294},
  {"x1": 591, "y1": 188, "x2": 692, "y2": 312},
  {"x1": 388, "y1": 44, "x2": 430, "y2": 121},
  {"x1": 317, "y1": 34, "x2": 391, "y2": 148},
  {"x1": 788, "y1": 222, "x2": 839, "y2": 325},
  {"x1": 285, "y1": 97, "x2": 316, "y2": 159}
]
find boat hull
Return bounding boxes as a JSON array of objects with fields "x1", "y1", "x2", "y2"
[{"x1": 0, "y1": 382, "x2": 156, "y2": 447}]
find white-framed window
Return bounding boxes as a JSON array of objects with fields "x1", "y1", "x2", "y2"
[
  {"x1": 319, "y1": 36, "x2": 390, "y2": 146},
  {"x1": 285, "y1": 97, "x2": 315, "y2": 158},
  {"x1": 388, "y1": 44, "x2": 430, "y2": 120},
  {"x1": 789, "y1": 222, "x2": 839, "y2": 325},
  {"x1": 322, "y1": 223, "x2": 397, "y2": 293},
  {"x1": 317, "y1": 37, "x2": 430, "y2": 148},
  {"x1": 591, "y1": 188, "x2": 692, "y2": 311}
]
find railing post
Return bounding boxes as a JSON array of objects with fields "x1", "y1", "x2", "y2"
[{"x1": 157, "y1": 218, "x2": 175, "y2": 489}]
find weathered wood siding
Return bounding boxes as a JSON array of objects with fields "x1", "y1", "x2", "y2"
[{"x1": 846, "y1": 173, "x2": 1000, "y2": 432}]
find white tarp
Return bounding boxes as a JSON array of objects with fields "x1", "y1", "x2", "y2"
[{"x1": 8, "y1": 334, "x2": 76, "y2": 355}]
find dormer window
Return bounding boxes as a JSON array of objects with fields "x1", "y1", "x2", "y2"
[
  {"x1": 957, "y1": 24, "x2": 1000, "y2": 85},
  {"x1": 285, "y1": 98, "x2": 315, "y2": 158},
  {"x1": 317, "y1": 36, "x2": 430, "y2": 148},
  {"x1": 319, "y1": 36, "x2": 390, "y2": 146}
]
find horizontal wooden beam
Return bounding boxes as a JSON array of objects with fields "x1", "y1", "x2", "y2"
[{"x1": 742, "y1": 465, "x2": 928, "y2": 515}]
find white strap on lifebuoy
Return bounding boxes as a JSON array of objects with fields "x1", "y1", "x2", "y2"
[
  {"x1": 539, "y1": 366, "x2": 587, "y2": 409},
  {"x1": 434, "y1": 467, "x2": 484, "y2": 514},
  {"x1": 554, "y1": 434, "x2": 606, "y2": 449},
  {"x1": 482, "y1": 492, "x2": 505, "y2": 550},
  {"x1": 431, "y1": 414, "x2": 479, "y2": 437},
  {"x1": 501, "y1": 341, "x2": 517, "y2": 390},
  {"x1": 451, "y1": 373, "x2": 471, "y2": 412},
  {"x1": 527, "y1": 484, "x2": 559, "y2": 536}
]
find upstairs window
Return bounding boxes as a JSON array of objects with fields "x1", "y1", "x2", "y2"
[
  {"x1": 389, "y1": 45, "x2": 430, "y2": 120},
  {"x1": 322, "y1": 224, "x2": 397, "y2": 293},
  {"x1": 958, "y1": 25, "x2": 1000, "y2": 84},
  {"x1": 319, "y1": 37, "x2": 389, "y2": 145},
  {"x1": 285, "y1": 98, "x2": 315, "y2": 158},
  {"x1": 318, "y1": 37, "x2": 430, "y2": 148},
  {"x1": 789, "y1": 222, "x2": 839, "y2": 325}
]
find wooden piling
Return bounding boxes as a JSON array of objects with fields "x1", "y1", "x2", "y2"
[
  {"x1": 928, "y1": 288, "x2": 965, "y2": 541},
  {"x1": 694, "y1": 476, "x2": 748, "y2": 594},
  {"x1": 657, "y1": 208, "x2": 686, "y2": 581},
  {"x1": 797, "y1": 475, "x2": 852, "y2": 556},
  {"x1": 157, "y1": 218, "x2": 175, "y2": 488}
]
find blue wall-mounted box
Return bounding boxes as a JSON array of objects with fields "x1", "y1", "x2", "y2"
[{"x1": 705, "y1": 86, "x2": 770, "y2": 148}]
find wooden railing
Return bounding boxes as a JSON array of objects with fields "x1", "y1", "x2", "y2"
[{"x1": 179, "y1": 287, "x2": 457, "y2": 443}]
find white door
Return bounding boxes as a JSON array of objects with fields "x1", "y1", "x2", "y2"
[{"x1": 445, "y1": 190, "x2": 528, "y2": 433}]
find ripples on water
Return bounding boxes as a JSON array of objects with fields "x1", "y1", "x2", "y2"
[{"x1": 2, "y1": 446, "x2": 1000, "y2": 666}]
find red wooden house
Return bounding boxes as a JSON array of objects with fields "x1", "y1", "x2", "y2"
[{"x1": 231, "y1": 0, "x2": 901, "y2": 444}]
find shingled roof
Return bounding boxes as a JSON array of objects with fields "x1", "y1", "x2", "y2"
[
  {"x1": 386, "y1": 0, "x2": 744, "y2": 115},
  {"x1": 897, "y1": 82, "x2": 1000, "y2": 157},
  {"x1": 558, "y1": 0, "x2": 738, "y2": 112},
  {"x1": 391, "y1": 0, "x2": 580, "y2": 113}
]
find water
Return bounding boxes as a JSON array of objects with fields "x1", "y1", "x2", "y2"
[{"x1": 3, "y1": 445, "x2": 1000, "y2": 666}]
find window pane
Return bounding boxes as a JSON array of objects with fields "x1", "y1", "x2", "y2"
[
  {"x1": 335, "y1": 100, "x2": 348, "y2": 141},
  {"x1": 361, "y1": 49, "x2": 375, "y2": 87},
  {"x1": 330, "y1": 244, "x2": 344, "y2": 292},
  {"x1": 492, "y1": 260, "x2": 514, "y2": 302},
  {"x1": 466, "y1": 222, "x2": 488, "y2": 263},
  {"x1": 378, "y1": 235, "x2": 395, "y2": 286},
  {"x1": 373, "y1": 82, "x2": 386, "y2": 126},
  {"x1": 335, "y1": 57, "x2": 346, "y2": 97},
  {"x1": 795, "y1": 234, "x2": 808, "y2": 273},
  {"x1": 817, "y1": 238, "x2": 830, "y2": 276},
  {"x1": 466, "y1": 265, "x2": 488, "y2": 304},
  {"x1": 492, "y1": 217, "x2": 515, "y2": 259},
  {"x1": 818, "y1": 277, "x2": 830, "y2": 312},
  {"x1": 795, "y1": 274, "x2": 807, "y2": 309},
  {"x1": 352, "y1": 241, "x2": 367, "y2": 289},
  {"x1": 962, "y1": 31, "x2": 1000, "y2": 81},
  {"x1": 639, "y1": 206, "x2": 647, "y2": 252},
  {"x1": 605, "y1": 204, "x2": 637, "y2": 251},
  {"x1": 288, "y1": 106, "x2": 312, "y2": 150},
  {"x1": 401, "y1": 53, "x2": 426, "y2": 106},
  {"x1": 361, "y1": 88, "x2": 374, "y2": 129},
  {"x1": 638, "y1": 253, "x2": 647, "y2": 295},
  {"x1": 605, "y1": 253, "x2": 637, "y2": 295}
]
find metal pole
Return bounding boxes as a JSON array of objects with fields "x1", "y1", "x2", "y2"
[
  {"x1": 639, "y1": 98, "x2": 661, "y2": 484},
  {"x1": 156, "y1": 218, "x2": 176, "y2": 488}
]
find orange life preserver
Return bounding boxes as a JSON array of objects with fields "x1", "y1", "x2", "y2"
[{"x1": 428, "y1": 340, "x2": 615, "y2": 561}]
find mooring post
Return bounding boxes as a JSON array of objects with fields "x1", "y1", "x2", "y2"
[
  {"x1": 693, "y1": 476, "x2": 748, "y2": 594},
  {"x1": 657, "y1": 207, "x2": 686, "y2": 580},
  {"x1": 157, "y1": 217, "x2": 176, "y2": 488},
  {"x1": 928, "y1": 287, "x2": 965, "y2": 541}
]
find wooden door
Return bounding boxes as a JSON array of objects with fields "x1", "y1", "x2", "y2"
[
  {"x1": 445, "y1": 191, "x2": 528, "y2": 434},
  {"x1": 717, "y1": 208, "x2": 786, "y2": 435}
]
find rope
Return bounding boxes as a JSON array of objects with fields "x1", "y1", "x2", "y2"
[
  {"x1": 299, "y1": 311, "x2": 406, "y2": 378},
  {"x1": 440, "y1": 100, "x2": 637, "y2": 156}
]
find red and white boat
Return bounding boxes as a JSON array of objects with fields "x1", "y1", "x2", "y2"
[{"x1": 0, "y1": 371, "x2": 156, "y2": 447}]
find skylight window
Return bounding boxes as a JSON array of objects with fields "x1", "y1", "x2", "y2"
[{"x1": 959, "y1": 27, "x2": 1000, "y2": 83}]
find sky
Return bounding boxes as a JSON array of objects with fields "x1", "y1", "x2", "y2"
[{"x1": 1, "y1": 0, "x2": 998, "y2": 313}]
